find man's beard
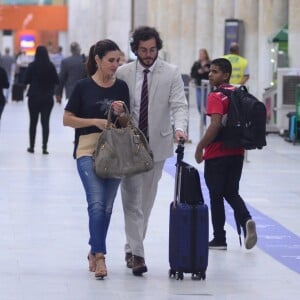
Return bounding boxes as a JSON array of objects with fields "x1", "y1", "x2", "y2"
[{"x1": 137, "y1": 53, "x2": 158, "y2": 68}]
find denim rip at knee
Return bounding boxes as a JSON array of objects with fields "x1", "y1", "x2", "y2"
[{"x1": 76, "y1": 156, "x2": 120, "y2": 254}]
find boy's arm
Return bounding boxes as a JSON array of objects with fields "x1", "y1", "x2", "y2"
[{"x1": 195, "y1": 113, "x2": 222, "y2": 163}]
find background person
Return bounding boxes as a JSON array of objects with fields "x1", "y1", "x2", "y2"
[
  {"x1": 0, "y1": 65, "x2": 9, "y2": 120},
  {"x1": 15, "y1": 50, "x2": 31, "y2": 84},
  {"x1": 223, "y1": 42, "x2": 249, "y2": 85},
  {"x1": 50, "y1": 45, "x2": 64, "y2": 74},
  {"x1": 23, "y1": 46, "x2": 59, "y2": 154},
  {"x1": 190, "y1": 48, "x2": 211, "y2": 115},
  {"x1": 0, "y1": 47, "x2": 15, "y2": 100},
  {"x1": 194, "y1": 58, "x2": 257, "y2": 251},
  {"x1": 63, "y1": 39, "x2": 130, "y2": 279},
  {"x1": 116, "y1": 26, "x2": 188, "y2": 276},
  {"x1": 55, "y1": 42, "x2": 86, "y2": 103}
]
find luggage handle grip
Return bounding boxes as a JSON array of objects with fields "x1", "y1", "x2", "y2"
[{"x1": 174, "y1": 138, "x2": 185, "y2": 207}]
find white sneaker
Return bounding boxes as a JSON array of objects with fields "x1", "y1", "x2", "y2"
[{"x1": 244, "y1": 219, "x2": 257, "y2": 250}]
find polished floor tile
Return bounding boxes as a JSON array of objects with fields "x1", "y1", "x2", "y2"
[{"x1": 0, "y1": 93, "x2": 299, "y2": 300}]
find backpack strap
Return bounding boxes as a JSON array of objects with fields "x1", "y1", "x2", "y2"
[
  {"x1": 214, "y1": 87, "x2": 232, "y2": 98},
  {"x1": 214, "y1": 85, "x2": 248, "y2": 95},
  {"x1": 211, "y1": 86, "x2": 240, "y2": 144},
  {"x1": 213, "y1": 86, "x2": 241, "y2": 124}
]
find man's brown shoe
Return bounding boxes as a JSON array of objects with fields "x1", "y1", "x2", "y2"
[
  {"x1": 125, "y1": 252, "x2": 133, "y2": 268},
  {"x1": 132, "y1": 255, "x2": 147, "y2": 276}
]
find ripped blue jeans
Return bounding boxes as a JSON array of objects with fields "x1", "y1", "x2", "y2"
[{"x1": 77, "y1": 156, "x2": 120, "y2": 254}]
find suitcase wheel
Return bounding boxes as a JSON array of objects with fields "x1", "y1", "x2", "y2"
[
  {"x1": 175, "y1": 272, "x2": 184, "y2": 280},
  {"x1": 169, "y1": 269, "x2": 184, "y2": 280},
  {"x1": 168, "y1": 269, "x2": 176, "y2": 278},
  {"x1": 191, "y1": 271, "x2": 206, "y2": 280}
]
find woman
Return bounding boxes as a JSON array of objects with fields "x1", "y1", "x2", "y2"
[
  {"x1": 23, "y1": 46, "x2": 59, "y2": 154},
  {"x1": 63, "y1": 39, "x2": 129, "y2": 279},
  {"x1": 190, "y1": 48, "x2": 211, "y2": 122},
  {"x1": 0, "y1": 65, "x2": 9, "y2": 120}
]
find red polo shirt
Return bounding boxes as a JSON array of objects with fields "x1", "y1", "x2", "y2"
[{"x1": 203, "y1": 84, "x2": 244, "y2": 160}]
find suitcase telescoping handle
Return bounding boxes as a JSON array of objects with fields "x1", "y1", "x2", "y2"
[
  {"x1": 175, "y1": 137, "x2": 184, "y2": 165},
  {"x1": 173, "y1": 138, "x2": 185, "y2": 207}
]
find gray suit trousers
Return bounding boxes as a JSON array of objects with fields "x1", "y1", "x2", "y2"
[{"x1": 121, "y1": 160, "x2": 165, "y2": 258}]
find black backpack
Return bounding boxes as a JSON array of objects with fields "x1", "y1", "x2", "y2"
[{"x1": 214, "y1": 85, "x2": 267, "y2": 150}]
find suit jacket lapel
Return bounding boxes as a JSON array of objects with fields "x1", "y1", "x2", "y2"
[
  {"x1": 149, "y1": 59, "x2": 163, "y2": 105},
  {"x1": 127, "y1": 61, "x2": 137, "y2": 113}
]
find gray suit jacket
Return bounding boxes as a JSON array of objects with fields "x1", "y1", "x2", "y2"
[
  {"x1": 56, "y1": 54, "x2": 86, "y2": 99},
  {"x1": 116, "y1": 59, "x2": 188, "y2": 162}
]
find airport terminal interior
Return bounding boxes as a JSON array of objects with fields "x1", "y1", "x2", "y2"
[
  {"x1": 0, "y1": 89, "x2": 299, "y2": 299},
  {"x1": 0, "y1": 1, "x2": 300, "y2": 299}
]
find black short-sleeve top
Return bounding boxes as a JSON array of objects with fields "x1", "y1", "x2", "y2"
[{"x1": 65, "y1": 77, "x2": 130, "y2": 158}]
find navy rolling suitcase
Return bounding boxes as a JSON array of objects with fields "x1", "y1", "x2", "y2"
[{"x1": 168, "y1": 139, "x2": 209, "y2": 280}]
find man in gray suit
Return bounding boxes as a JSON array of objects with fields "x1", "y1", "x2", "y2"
[
  {"x1": 55, "y1": 42, "x2": 86, "y2": 103},
  {"x1": 116, "y1": 26, "x2": 188, "y2": 276}
]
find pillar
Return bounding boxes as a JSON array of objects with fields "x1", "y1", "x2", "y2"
[
  {"x1": 289, "y1": 0, "x2": 300, "y2": 68},
  {"x1": 178, "y1": 0, "x2": 195, "y2": 73},
  {"x1": 164, "y1": 0, "x2": 181, "y2": 64},
  {"x1": 105, "y1": 0, "x2": 132, "y2": 56},
  {"x1": 133, "y1": 0, "x2": 148, "y2": 29},
  {"x1": 194, "y1": 0, "x2": 214, "y2": 60},
  {"x1": 68, "y1": 0, "x2": 131, "y2": 57},
  {"x1": 212, "y1": 0, "x2": 234, "y2": 59},
  {"x1": 234, "y1": 0, "x2": 259, "y2": 95}
]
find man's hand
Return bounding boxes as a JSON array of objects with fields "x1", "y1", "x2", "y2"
[{"x1": 174, "y1": 130, "x2": 187, "y2": 142}]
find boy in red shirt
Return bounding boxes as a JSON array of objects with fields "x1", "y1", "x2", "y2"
[{"x1": 195, "y1": 58, "x2": 257, "y2": 250}]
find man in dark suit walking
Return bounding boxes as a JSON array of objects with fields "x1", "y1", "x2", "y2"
[{"x1": 55, "y1": 42, "x2": 86, "y2": 103}]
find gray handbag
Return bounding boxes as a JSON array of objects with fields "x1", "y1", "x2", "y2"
[{"x1": 94, "y1": 103, "x2": 154, "y2": 178}]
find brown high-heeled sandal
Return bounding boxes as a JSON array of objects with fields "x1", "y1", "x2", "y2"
[
  {"x1": 87, "y1": 252, "x2": 96, "y2": 272},
  {"x1": 95, "y1": 253, "x2": 107, "y2": 279}
]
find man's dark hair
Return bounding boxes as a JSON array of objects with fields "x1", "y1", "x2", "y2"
[
  {"x1": 130, "y1": 26, "x2": 163, "y2": 53},
  {"x1": 211, "y1": 58, "x2": 232, "y2": 79}
]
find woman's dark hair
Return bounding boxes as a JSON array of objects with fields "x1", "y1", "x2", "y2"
[
  {"x1": 211, "y1": 58, "x2": 232, "y2": 78},
  {"x1": 130, "y1": 26, "x2": 163, "y2": 53},
  {"x1": 34, "y1": 45, "x2": 51, "y2": 64},
  {"x1": 32, "y1": 45, "x2": 53, "y2": 80},
  {"x1": 86, "y1": 39, "x2": 120, "y2": 76},
  {"x1": 85, "y1": 44, "x2": 96, "y2": 76}
]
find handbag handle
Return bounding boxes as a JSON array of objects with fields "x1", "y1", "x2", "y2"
[
  {"x1": 105, "y1": 102, "x2": 150, "y2": 148},
  {"x1": 106, "y1": 102, "x2": 133, "y2": 129}
]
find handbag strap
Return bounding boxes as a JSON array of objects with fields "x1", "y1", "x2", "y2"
[{"x1": 106, "y1": 102, "x2": 133, "y2": 128}]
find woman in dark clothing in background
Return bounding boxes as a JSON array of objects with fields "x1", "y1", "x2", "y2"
[
  {"x1": 23, "y1": 45, "x2": 59, "y2": 154},
  {"x1": 190, "y1": 48, "x2": 211, "y2": 123},
  {"x1": 0, "y1": 66, "x2": 9, "y2": 120}
]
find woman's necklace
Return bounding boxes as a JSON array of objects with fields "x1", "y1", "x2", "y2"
[{"x1": 93, "y1": 73, "x2": 115, "y2": 87}]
